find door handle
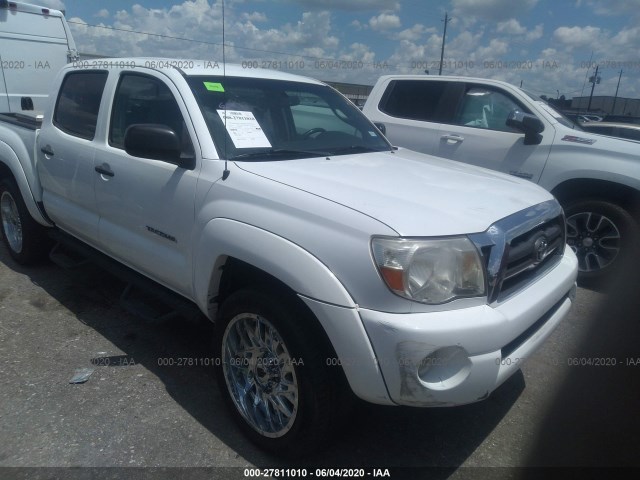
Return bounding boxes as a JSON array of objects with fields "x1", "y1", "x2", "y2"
[
  {"x1": 441, "y1": 134, "x2": 464, "y2": 143},
  {"x1": 40, "y1": 145, "x2": 54, "y2": 156},
  {"x1": 95, "y1": 165, "x2": 115, "y2": 177}
]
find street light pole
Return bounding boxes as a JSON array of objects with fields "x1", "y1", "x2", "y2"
[
  {"x1": 587, "y1": 64, "x2": 600, "y2": 112},
  {"x1": 612, "y1": 69, "x2": 623, "y2": 115}
]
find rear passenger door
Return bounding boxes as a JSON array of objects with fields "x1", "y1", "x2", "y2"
[
  {"x1": 93, "y1": 71, "x2": 199, "y2": 296},
  {"x1": 370, "y1": 79, "x2": 455, "y2": 155},
  {"x1": 37, "y1": 70, "x2": 108, "y2": 245}
]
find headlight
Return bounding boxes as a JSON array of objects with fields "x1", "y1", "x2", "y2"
[{"x1": 371, "y1": 236, "x2": 486, "y2": 304}]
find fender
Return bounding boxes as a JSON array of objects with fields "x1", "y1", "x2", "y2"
[
  {"x1": 0, "y1": 137, "x2": 52, "y2": 226},
  {"x1": 192, "y1": 218, "x2": 392, "y2": 404},
  {"x1": 193, "y1": 217, "x2": 356, "y2": 313},
  {"x1": 540, "y1": 166, "x2": 640, "y2": 196}
]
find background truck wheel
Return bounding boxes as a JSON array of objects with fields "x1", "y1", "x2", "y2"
[
  {"x1": 0, "y1": 179, "x2": 50, "y2": 264},
  {"x1": 564, "y1": 199, "x2": 639, "y2": 287},
  {"x1": 214, "y1": 288, "x2": 342, "y2": 457}
]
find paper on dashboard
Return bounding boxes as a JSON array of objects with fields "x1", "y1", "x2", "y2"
[{"x1": 217, "y1": 110, "x2": 272, "y2": 148}]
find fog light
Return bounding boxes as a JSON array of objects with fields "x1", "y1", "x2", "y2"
[{"x1": 417, "y1": 346, "x2": 472, "y2": 390}]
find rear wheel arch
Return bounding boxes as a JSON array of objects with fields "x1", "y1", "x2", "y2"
[
  {"x1": 0, "y1": 176, "x2": 51, "y2": 264},
  {"x1": 0, "y1": 150, "x2": 51, "y2": 227}
]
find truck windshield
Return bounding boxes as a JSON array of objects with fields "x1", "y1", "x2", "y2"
[
  {"x1": 187, "y1": 76, "x2": 391, "y2": 160},
  {"x1": 522, "y1": 90, "x2": 582, "y2": 130}
]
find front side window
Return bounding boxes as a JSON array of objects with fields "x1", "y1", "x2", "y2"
[
  {"x1": 109, "y1": 73, "x2": 194, "y2": 157},
  {"x1": 187, "y1": 76, "x2": 390, "y2": 160},
  {"x1": 53, "y1": 71, "x2": 108, "y2": 140},
  {"x1": 454, "y1": 86, "x2": 524, "y2": 133}
]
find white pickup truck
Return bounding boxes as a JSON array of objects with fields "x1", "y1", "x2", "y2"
[
  {"x1": 0, "y1": 60, "x2": 577, "y2": 455},
  {"x1": 363, "y1": 75, "x2": 640, "y2": 285}
]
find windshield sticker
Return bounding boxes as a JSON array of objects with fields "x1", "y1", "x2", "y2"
[
  {"x1": 217, "y1": 110, "x2": 272, "y2": 148},
  {"x1": 561, "y1": 135, "x2": 596, "y2": 145},
  {"x1": 204, "y1": 81, "x2": 225, "y2": 92}
]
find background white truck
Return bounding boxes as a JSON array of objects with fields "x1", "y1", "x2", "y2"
[
  {"x1": 0, "y1": 60, "x2": 577, "y2": 455},
  {"x1": 0, "y1": 0, "x2": 78, "y2": 112},
  {"x1": 363, "y1": 75, "x2": 640, "y2": 285}
]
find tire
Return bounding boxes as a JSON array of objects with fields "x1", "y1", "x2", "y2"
[
  {"x1": 0, "y1": 178, "x2": 50, "y2": 264},
  {"x1": 213, "y1": 288, "x2": 343, "y2": 457},
  {"x1": 564, "y1": 199, "x2": 640, "y2": 287}
]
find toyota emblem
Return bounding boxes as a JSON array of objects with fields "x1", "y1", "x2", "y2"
[{"x1": 534, "y1": 236, "x2": 549, "y2": 263}]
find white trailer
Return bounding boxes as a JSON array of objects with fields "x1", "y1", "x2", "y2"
[{"x1": 0, "y1": 0, "x2": 78, "y2": 112}]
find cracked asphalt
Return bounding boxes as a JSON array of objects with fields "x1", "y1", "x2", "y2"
[{"x1": 0, "y1": 243, "x2": 638, "y2": 479}]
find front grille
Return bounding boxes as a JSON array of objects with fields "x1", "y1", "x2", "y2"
[
  {"x1": 500, "y1": 216, "x2": 565, "y2": 297},
  {"x1": 470, "y1": 200, "x2": 565, "y2": 303}
]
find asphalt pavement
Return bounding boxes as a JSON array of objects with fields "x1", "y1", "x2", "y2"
[{"x1": 0, "y1": 243, "x2": 638, "y2": 479}]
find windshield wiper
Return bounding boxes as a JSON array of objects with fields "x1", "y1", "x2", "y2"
[
  {"x1": 327, "y1": 145, "x2": 392, "y2": 155},
  {"x1": 230, "y1": 148, "x2": 331, "y2": 161}
]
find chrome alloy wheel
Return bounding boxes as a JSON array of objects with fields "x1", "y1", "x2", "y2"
[
  {"x1": 0, "y1": 191, "x2": 23, "y2": 254},
  {"x1": 222, "y1": 313, "x2": 299, "y2": 438},
  {"x1": 566, "y1": 211, "x2": 621, "y2": 272}
]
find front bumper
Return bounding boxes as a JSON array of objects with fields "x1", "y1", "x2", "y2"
[{"x1": 357, "y1": 248, "x2": 578, "y2": 407}]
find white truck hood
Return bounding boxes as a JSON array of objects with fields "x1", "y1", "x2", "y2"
[{"x1": 235, "y1": 148, "x2": 553, "y2": 237}]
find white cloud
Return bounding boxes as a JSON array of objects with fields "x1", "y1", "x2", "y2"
[
  {"x1": 368, "y1": 13, "x2": 401, "y2": 31},
  {"x1": 289, "y1": 0, "x2": 399, "y2": 11},
  {"x1": 583, "y1": 0, "x2": 640, "y2": 16},
  {"x1": 496, "y1": 19, "x2": 526, "y2": 35},
  {"x1": 241, "y1": 11, "x2": 267, "y2": 22},
  {"x1": 452, "y1": 0, "x2": 538, "y2": 21},
  {"x1": 395, "y1": 24, "x2": 435, "y2": 42},
  {"x1": 526, "y1": 24, "x2": 543, "y2": 40},
  {"x1": 495, "y1": 20, "x2": 543, "y2": 40},
  {"x1": 70, "y1": 0, "x2": 225, "y2": 59},
  {"x1": 553, "y1": 25, "x2": 602, "y2": 50},
  {"x1": 37, "y1": 0, "x2": 65, "y2": 11},
  {"x1": 95, "y1": 9, "x2": 109, "y2": 19},
  {"x1": 476, "y1": 38, "x2": 510, "y2": 59}
]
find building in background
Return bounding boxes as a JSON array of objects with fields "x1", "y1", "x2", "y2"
[{"x1": 571, "y1": 96, "x2": 640, "y2": 117}]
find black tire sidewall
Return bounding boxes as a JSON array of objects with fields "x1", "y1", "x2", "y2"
[
  {"x1": 0, "y1": 179, "x2": 38, "y2": 264},
  {"x1": 564, "y1": 199, "x2": 639, "y2": 284},
  {"x1": 213, "y1": 288, "x2": 335, "y2": 456}
]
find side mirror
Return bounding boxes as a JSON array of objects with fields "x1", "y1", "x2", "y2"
[
  {"x1": 506, "y1": 110, "x2": 544, "y2": 145},
  {"x1": 124, "y1": 124, "x2": 194, "y2": 169}
]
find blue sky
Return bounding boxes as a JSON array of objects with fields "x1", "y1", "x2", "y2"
[{"x1": 39, "y1": 0, "x2": 640, "y2": 99}]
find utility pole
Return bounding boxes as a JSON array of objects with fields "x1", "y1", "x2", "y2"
[
  {"x1": 587, "y1": 64, "x2": 600, "y2": 112},
  {"x1": 439, "y1": 12, "x2": 451, "y2": 75},
  {"x1": 612, "y1": 69, "x2": 623, "y2": 115}
]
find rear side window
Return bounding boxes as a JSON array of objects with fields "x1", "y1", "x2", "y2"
[
  {"x1": 53, "y1": 71, "x2": 108, "y2": 140},
  {"x1": 378, "y1": 80, "x2": 448, "y2": 122}
]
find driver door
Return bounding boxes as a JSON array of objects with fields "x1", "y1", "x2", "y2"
[
  {"x1": 93, "y1": 71, "x2": 200, "y2": 296},
  {"x1": 434, "y1": 83, "x2": 554, "y2": 183}
]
